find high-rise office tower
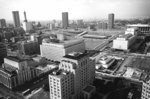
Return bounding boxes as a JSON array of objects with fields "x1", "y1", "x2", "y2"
[
  {"x1": 0, "y1": 19, "x2": 7, "y2": 28},
  {"x1": 22, "y1": 11, "x2": 33, "y2": 32},
  {"x1": 24, "y1": 11, "x2": 28, "y2": 22},
  {"x1": 12, "y1": 11, "x2": 21, "y2": 27},
  {"x1": 62, "y1": 12, "x2": 69, "y2": 29},
  {"x1": 108, "y1": 13, "x2": 114, "y2": 29},
  {"x1": 49, "y1": 52, "x2": 95, "y2": 99}
]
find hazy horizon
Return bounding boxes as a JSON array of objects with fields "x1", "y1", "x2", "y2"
[{"x1": 0, "y1": 0, "x2": 150, "y2": 21}]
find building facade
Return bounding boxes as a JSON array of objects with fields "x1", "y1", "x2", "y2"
[
  {"x1": 0, "y1": 67, "x2": 18, "y2": 89},
  {"x1": 62, "y1": 12, "x2": 69, "y2": 29},
  {"x1": 0, "y1": 56, "x2": 37, "y2": 89},
  {"x1": 141, "y1": 80, "x2": 150, "y2": 99},
  {"x1": 127, "y1": 24, "x2": 150, "y2": 36},
  {"x1": 49, "y1": 70, "x2": 73, "y2": 99},
  {"x1": 0, "y1": 19, "x2": 7, "y2": 28},
  {"x1": 22, "y1": 22, "x2": 33, "y2": 32},
  {"x1": 108, "y1": 13, "x2": 114, "y2": 29},
  {"x1": 18, "y1": 40, "x2": 40, "y2": 55},
  {"x1": 49, "y1": 52, "x2": 95, "y2": 99},
  {"x1": 0, "y1": 43, "x2": 7, "y2": 64},
  {"x1": 12, "y1": 11, "x2": 21, "y2": 27},
  {"x1": 40, "y1": 39, "x2": 85, "y2": 61},
  {"x1": 112, "y1": 34, "x2": 136, "y2": 50},
  {"x1": 97, "y1": 22, "x2": 107, "y2": 30}
]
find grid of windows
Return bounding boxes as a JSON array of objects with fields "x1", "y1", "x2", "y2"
[{"x1": 142, "y1": 82, "x2": 150, "y2": 99}]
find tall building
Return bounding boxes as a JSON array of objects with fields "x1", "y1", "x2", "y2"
[
  {"x1": 22, "y1": 11, "x2": 33, "y2": 32},
  {"x1": 0, "y1": 19, "x2": 6, "y2": 28},
  {"x1": 24, "y1": 11, "x2": 28, "y2": 22},
  {"x1": 12, "y1": 11, "x2": 21, "y2": 27},
  {"x1": 0, "y1": 43, "x2": 7, "y2": 64},
  {"x1": 49, "y1": 52, "x2": 95, "y2": 99},
  {"x1": 62, "y1": 12, "x2": 69, "y2": 29},
  {"x1": 22, "y1": 22, "x2": 33, "y2": 32},
  {"x1": 141, "y1": 80, "x2": 150, "y2": 99},
  {"x1": 40, "y1": 39, "x2": 85, "y2": 61},
  {"x1": 108, "y1": 13, "x2": 114, "y2": 29}
]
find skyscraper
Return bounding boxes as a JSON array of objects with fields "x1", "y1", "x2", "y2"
[
  {"x1": 108, "y1": 13, "x2": 114, "y2": 29},
  {"x1": 0, "y1": 19, "x2": 6, "y2": 28},
  {"x1": 62, "y1": 12, "x2": 69, "y2": 29},
  {"x1": 22, "y1": 11, "x2": 33, "y2": 32},
  {"x1": 49, "y1": 52, "x2": 95, "y2": 99},
  {"x1": 12, "y1": 11, "x2": 20, "y2": 27},
  {"x1": 24, "y1": 11, "x2": 28, "y2": 22}
]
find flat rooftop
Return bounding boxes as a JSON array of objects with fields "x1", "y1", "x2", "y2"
[
  {"x1": 117, "y1": 34, "x2": 133, "y2": 40},
  {"x1": 42, "y1": 39, "x2": 84, "y2": 48},
  {"x1": 127, "y1": 56, "x2": 150, "y2": 73},
  {"x1": 50, "y1": 69, "x2": 70, "y2": 79},
  {"x1": 127, "y1": 24, "x2": 150, "y2": 27},
  {"x1": 5, "y1": 56, "x2": 24, "y2": 62},
  {"x1": 63, "y1": 52, "x2": 88, "y2": 60},
  {"x1": 0, "y1": 66, "x2": 17, "y2": 77},
  {"x1": 83, "y1": 85, "x2": 95, "y2": 93}
]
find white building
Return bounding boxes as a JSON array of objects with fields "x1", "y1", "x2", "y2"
[
  {"x1": 142, "y1": 80, "x2": 150, "y2": 99},
  {"x1": 49, "y1": 52, "x2": 95, "y2": 99},
  {"x1": 127, "y1": 24, "x2": 150, "y2": 36},
  {"x1": 40, "y1": 39, "x2": 85, "y2": 61},
  {"x1": 49, "y1": 70, "x2": 73, "y2": 99},
  {"x1": 47, "y1": 23, "x2": 55, "y2": 30},
  {"x1": 112, "y1": 34, "x2": 136, "y2": 50},
  {"x1": 125, "y1": 28, "x2": 139, "y2": 35},
  {"x1": 36, "y1": 64, "x2": 58, "y2": 76},
  {"x1": 4, "y1": 57, "x2": 27, "y2": 70},
  {"x1": 99, "y1": 56, "x2": 115, "y2": 69},
  {"x1": 23, "y1": 22, "x2": 33, "y2": 32}
]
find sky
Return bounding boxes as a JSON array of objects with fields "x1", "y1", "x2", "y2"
[{"x1": 0, "y1": 0, "x2": 150, "y2": 21}]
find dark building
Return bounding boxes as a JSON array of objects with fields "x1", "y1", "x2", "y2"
[
  {"x1": 18, "y1": 41, "x2": 40, "y2": 55},
  {"x1": 108, "y1": 13, "x2": 115, "y2": 29},
  {"x1": 97, "y1": 22, "x2": 107, "y2": 29},
  {"x1": 62, "y1": 12, "x2": 69, "y2": 29},
  {"x1": 0, "y1": 43, "x2": 7, "y2": 64},
  {"x1": 24, "y1": 11, "x2": 28, "y2": 22},
  {"x1": 0, "y1": 19, "x2": 7, "y2": 28},
  {"x1": 0, "y1": 67, "x2": 18, "y2": 89},
  {"x1": 12, "y1": 11, "x2": 21, "y2": 27}
]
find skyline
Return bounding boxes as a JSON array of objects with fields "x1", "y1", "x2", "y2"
[{"x1": 0, "y1": 0, "x2": 150, "y2": 21}]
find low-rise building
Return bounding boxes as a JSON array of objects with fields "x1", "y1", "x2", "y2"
[
  {"x1": 36, "y1": 64, "x2": 58, "y2": 76},
  {"x1": 127, "y1": 24, "x2": 150, "y2": 36},
  {"x1": 40, "y1": 39, "x2": 85, "y2": 61},
  {"x1": 83, "y1": 85, "x2": 96, "y2": 99},
  {"x1": 99, "y1": 56, "x2": 115, "y2": 69},
  {"x1": 0, "y1": 67, "x2": 17, "y2": 89},
  {"x1": 0, "y1": 56, "x2": 38, "y2": 89},
  {"x1": 18, "y1": 40, "x2": 40, "y2": 55},
  {"x1": 112, "y1": 34, "x2": 136, "y2": 50},
  {"x1": 125, "y1": 28, "x2": 139, "y2": 35}
]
